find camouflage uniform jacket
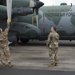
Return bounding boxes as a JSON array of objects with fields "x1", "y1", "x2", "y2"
[
  {"x1": 47, "y1": 32, "x2": 59, "y2": 49},
  {"x1": 0, "y1": 24, "x2": 10, "y2": 47}
]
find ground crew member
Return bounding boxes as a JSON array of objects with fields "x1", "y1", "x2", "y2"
[
  {"x1": 46, "y1": 26, "x2": 59, "y2": 67},
  {"x1": 0, "y1": 22, "x2": 13, "y2": 67}
]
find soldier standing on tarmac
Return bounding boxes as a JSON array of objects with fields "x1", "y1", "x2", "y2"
[
  {"x1": 46, "y1": 26, "x2": 59, "y2": 67},
  {"x1": 0, "y1": 20, "x2": 13, "y2": 67}
]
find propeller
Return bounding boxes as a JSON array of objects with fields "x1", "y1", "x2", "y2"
[
  {"x1": 30, "y1": 0, "x2": 44, "y2": 27},
  {"x1": 6, "y1": 0, "x2": 43, "y2": 27},
  {"x1": 33, "y1": 0, "x2": 44, "y2": 27},
  {"x1": 6, "y1": 0, "x2": 12, "y2": 25}
]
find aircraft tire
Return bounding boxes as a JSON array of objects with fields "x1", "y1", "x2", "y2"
[{"x1": 20, "y1": 38, "x2": 29, "y2": 43}]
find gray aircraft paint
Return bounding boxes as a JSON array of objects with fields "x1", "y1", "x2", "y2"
[{"x1": 38, "y1": 5, "x2": 75, "y2": 35}]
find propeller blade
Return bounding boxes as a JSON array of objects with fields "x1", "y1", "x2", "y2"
[
  {"x1": 36, "y1": 14, "x2": 39, "y2": 27},
  {"x1": 34, "y1": 0, "x2": 39, "y2": 2},
  {"x1": 33, "y1": 0, "x2": 44, "y2": 9},
  {"x1": 32, "y1": 0, "x2": 44, "y2": 28},
  {"x1": 33, "y1": 8, "x2": 39, "y2": 27},
  {"x1": 6, "y1": 0, "x2": 12, "y2": 23},
  {"x1": 29, "y1": 0, "x2": 35, "y2": 7}
]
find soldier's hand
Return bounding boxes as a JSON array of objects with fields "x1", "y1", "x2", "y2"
[{"x1": 7, "y1": 19, "x2": 11, "y2": 25}]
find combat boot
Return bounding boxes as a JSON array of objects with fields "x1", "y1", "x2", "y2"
[
  {"x1": 54, "y1": 63, "x2": 58, "y2": 66},
  {"x1": 48, "y1": 63, "x2": 55, "y2": 67},
  {"x1": 7, "y1": 62, "x2": 14, "y2": 67},
  {"x1": 1, "y1": 63, "x2": 6, "y2": 67}
]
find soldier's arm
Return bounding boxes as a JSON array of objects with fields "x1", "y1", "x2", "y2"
[
  {"x1": 0, "y1": 35, "x2": 4, "y2": 41},
  {"x1": 46, "y1": 33, "x2": 51, "y2": 46},
  {"x1": 3, "y1": 24, "x2": 10, "y2": 36},
  {"x1": 56, "y1": 34, "x2": 59, "y2": 41}
]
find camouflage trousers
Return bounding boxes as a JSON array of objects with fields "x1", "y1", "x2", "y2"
[
  {"x1": 0, "y1": 46, "x2": 11, "y2": 64},
  {"x1": 49, "y1": 48, "x2": 58, "y2": 64}
]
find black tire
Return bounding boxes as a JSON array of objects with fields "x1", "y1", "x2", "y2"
[{"x1": 20, "y1": 38, "x2": 29, "y2": 43}]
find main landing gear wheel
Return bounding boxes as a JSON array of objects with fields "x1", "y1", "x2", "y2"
[{"x1": 21, "y1": 39, "x2": 29, "y2": 43}]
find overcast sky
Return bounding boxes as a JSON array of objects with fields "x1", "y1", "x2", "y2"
[{"x1": 40, "y1": 0, "x2": 75, "y2": 6}]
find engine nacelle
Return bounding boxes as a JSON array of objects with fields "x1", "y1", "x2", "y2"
[
  {"x1": 0, "y1": 5, "x2": 7, "y2": 19},
  {"x1": 12, "y1": 7, "x2": 33, "y2": 16}
]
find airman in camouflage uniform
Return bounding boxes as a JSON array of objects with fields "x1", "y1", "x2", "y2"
[
  {"x1": 0, "y1": 23, "x2": 13, "y2": 67},
  {"x1": 46, "y1": 26, "x2": 59, "y2": 67}
]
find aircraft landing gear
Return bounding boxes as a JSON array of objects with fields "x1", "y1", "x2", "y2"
[
  {"x1": 20, "y1": 38, "x2": 29, "y2": 43},
  {"x1": 70, "y1": 40, "x2": 72, "y2": 41}
]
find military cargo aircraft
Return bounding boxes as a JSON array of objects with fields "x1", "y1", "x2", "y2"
[
  {"x1": 16, "y1": 3, "x2": 75, "y2": 43},
  {"x1": 0, "y1": 0, "x2": 44, "y2": 43},
  {"x1": 0, "y1": 1, "x2": 75, "y2": 43}
]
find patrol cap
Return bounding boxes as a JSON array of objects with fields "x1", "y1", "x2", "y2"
[{"x1": 51, "y1": 26, "x2": 56, "y2": 31}]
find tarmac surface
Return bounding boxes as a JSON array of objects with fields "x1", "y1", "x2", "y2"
[
  {"x1": 8, "y1": 40, "x2": 75, "y2": 71},
  {"x1": 0, "y1": 68, "x2": 75, "y2": 75},
  {"x1": 0, "y1": 40, "x2": 75, "y2": 75}
]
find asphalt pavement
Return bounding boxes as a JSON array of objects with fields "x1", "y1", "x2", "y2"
[
  {"x1": 0, "y1": 40, "x2": 75, "y2": 75},
  {"x1": 0, "y1": 67, "x2": 75, "y2": 75}
]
